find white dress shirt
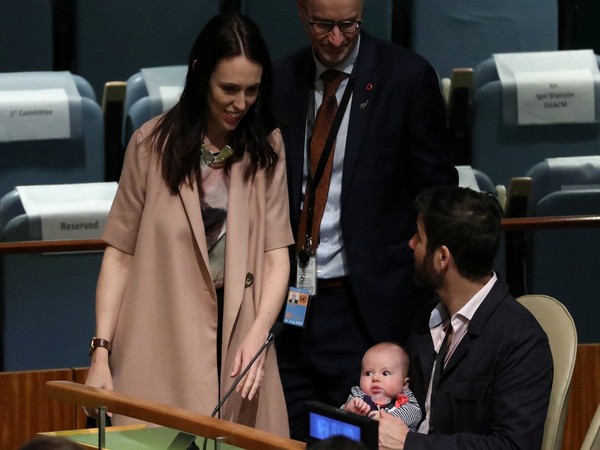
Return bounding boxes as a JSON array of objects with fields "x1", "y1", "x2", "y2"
[{"x1": 301, "y1": 37, "x2": 361, "y2": 279}]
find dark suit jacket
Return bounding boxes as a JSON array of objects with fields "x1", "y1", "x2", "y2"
[
  {"x1": 273, "y1": 33, "x2": 458, "y2": 343},
  {"x1": 406, "y1": 279, "x2": 553, "y2": 449}
]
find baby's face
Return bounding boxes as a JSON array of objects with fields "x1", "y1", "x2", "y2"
[{"x1": 359, "y1": 345, "x2": 409, "y2": 399}]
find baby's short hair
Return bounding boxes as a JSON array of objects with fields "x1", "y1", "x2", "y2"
[{"x1": 363, "y1": 341, "x2": 410, "y2": 373}]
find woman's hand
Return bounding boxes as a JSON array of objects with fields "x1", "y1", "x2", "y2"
[
  {"x1": 83, "y1": 349, "x2": 114, "y2": 417},
  {"x1": 229, "y1": 246, "x2": 290, "y2": 401},
  {"x1": 231, "y1": 328, "x2": 268, "y2": 401}
]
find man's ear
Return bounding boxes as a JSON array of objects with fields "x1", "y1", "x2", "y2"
[
  {"x1": 437, "y1": 245, "x2": 452, "y2": 271},
  {"x1": 192, "y1": 59, "x2": 198, "y2": 71}
]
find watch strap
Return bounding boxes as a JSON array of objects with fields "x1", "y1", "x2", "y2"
[{"x1": 89, "y1": 337, "x2": 112, "y2": 356}]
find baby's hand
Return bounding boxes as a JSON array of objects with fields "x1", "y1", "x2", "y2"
[{"x1": 344, "y1": 398, "x2": 371, "y2": 416}]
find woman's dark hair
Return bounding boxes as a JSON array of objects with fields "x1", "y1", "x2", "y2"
[
  {"x1": 149, "y1": 13, "x2": 278, "y2": 194},
  {"x1": 415, "y1": 186, "x2": 503, "y2": 280}
]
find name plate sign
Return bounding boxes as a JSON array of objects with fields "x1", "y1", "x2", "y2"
[
  {"x1": 516, "y1": 69, "x2": 595, "y2": 125},
  {"x1": 494, "y1": 50, "x2": 600, "y2": 125},
  {"x1": 17, "y1": 182, "x2": 118, "y2": 241},
  {"x1": 0, "y1": 88, "x2": 71, "y2": 142}
]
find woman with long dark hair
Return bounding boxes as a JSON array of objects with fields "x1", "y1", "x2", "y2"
[{"x1": 85, "y1": 14, "x2": 292, "y2": 436}]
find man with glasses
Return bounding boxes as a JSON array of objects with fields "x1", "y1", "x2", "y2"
[{"x1": 273, "y1": 0, "x2": 457, "y2": 440}]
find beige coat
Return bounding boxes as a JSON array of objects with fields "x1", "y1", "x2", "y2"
[{"x1": 103, "y1": 119, "x2": 293, "y2": 437}]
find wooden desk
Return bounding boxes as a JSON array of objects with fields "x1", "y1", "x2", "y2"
[
  {"x1": 45, "y1": 381, "x2": 305, "y2": 450},
  {"x1": 41, "y1": 424, "x2": 235, "y2": 450}
]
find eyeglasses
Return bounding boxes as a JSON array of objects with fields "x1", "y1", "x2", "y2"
[{"x1": 308, "y1": 18, "x2": 363, "y2": 34}]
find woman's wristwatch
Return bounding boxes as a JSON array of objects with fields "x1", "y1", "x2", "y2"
[{"x1": 88, "y1": 337, "x2": 112, "y2": 356}]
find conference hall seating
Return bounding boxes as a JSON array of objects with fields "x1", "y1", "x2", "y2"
[
  {"x1": 469, "y1": 53, "x2": 600, "y2": 190},
  {"x1": 411, "y1": 0, "x2": 558, "y2": 80},
  {"x1": 0, "y1": 71, "x2": 104, "y2": 200},
  {"x1": 122, "y1": 65, "x2": 187, "y2": 147},
  {"x1": 525, "y1": 157, "x2": 600, "y2": 343},
  {"x1": 0, "y1": 182, "x2": 116, "y2": 371}
]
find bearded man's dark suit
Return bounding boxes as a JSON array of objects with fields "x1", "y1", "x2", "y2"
[
  {"x1": 406, "y1": 279, "x2": 553, "y2": 449},
  {"x1": 273, "y1": 32, "x2": 458, "y2": 438}
]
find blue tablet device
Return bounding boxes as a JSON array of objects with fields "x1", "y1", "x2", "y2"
[{"x1": 306, "y1": 401, "x2": 378, "y2": 450}]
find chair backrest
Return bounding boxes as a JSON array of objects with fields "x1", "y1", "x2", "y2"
[
  {"x1": 0, "y1": 0, "x2": 53, "y2": 72},
  {"x1": 122, "y1": 65, "x2": 187, "y2": 146},
  {"x1": 581, "y1": 403, "x2": 600, "y2": 450},
  {"x1": 473, "y1": 55, "x2": 600, "y2": 93},
  {"x1": 0, "y1": 183, "x2": 114, "y2": 371},
  {"x1": 473, "y1": 169, "x2": 496, "y2": 195},
  {"x1": 0, "y1": 72, "x2": 105, "y2": 199},
  {"x1": 526, "y1": 156, "x2": 600, "y2": 213},
  {"x1": 73, "y1": 0, "x2": 220, "y2": 98},
  {"x1": 0, "y1": 190, "x2": 24, "y2": 242},
  {"x1": 470, "y1": 79, "x2": 600, "y2": 189},
  {"x1": 0, "y1": 183, "x2": 117, "y2": 242},
  {"x1": 411, "y1": 0, "x2": 557, "y2": 79},
  {"x1": 456, "y1": 165, "x2": 496, "y2": 194},
  {"x1": 123, "y1": 96, "x2": 166, "y2": 147},
  {"x1": 240, "y1": 0, "x2": 392, "y2": 61},
  {"x1": 411, "y1": 0, "x2": 558, "y2": 78},
  {"x1": 517, "y1": 295, "x2": 577, "y2": 450},
  {"x1": 527, "y1": 189, "x2": 600, "y2": 344},
  {"x1": 525, "y1": 158, "x2": 600, "y2": 338}
]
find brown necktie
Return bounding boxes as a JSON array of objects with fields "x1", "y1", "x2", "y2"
[{"x1": 297, "y1": 69, "x2": 347, "y2": 254}]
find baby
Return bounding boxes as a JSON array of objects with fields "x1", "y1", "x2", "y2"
[{"x1": 342, "y1": 342, "x2": 422, "y2": 430}]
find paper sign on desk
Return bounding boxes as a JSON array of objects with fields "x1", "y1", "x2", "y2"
[
  {"x1": 0, "y1": 88, "x2": 71, "y2": 142},
  {"x1": 494, "y1": 49, "x2": 600, "y2": 125},
  {"x1": 17, "y1": 182, "x2": 118, "y2": 241},
  {"x1": 516, "y1": 69, "x2": 595, "y2": 125}
]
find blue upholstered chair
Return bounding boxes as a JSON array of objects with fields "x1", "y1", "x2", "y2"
[
  {"x1": 526, "y1": 156, "x2": 600, "y2": 214},
  {"x1": 122, "y1": 65, "x2": 187, "y2": 146},
  {"x1": 524, "y1": 157, "x2": 600, "y2": 343},
  {"x1": 456, "y1": 165, "x2": 496, "y2": 194},
  {"x1": 411, "y1": 0, "x2": 558, "y2": 79},
  {"x1": 0, "y1": 71, "x2": 104, "y2": 200},
  {"x1": 470, "y1": 80, "x2": 600, "y2": 190},
  {"x1": 473, "y1": 55, "x2": 600, "y2": 93},
  {"x1": 0, "y1": 183, "x2": 116, "y2": 371}
]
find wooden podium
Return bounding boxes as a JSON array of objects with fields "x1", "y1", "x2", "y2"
[{"x1": 45, "y1": 381, "x2": 305, "y2": 450}]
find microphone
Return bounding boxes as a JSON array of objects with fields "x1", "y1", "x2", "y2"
[{"x1": 211, "y1": 322, "x2": 284, "y2": 418}]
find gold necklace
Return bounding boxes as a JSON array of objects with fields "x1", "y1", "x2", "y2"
[{"x1": 201, "y1": 142, "x2": 234, "y2": 167}]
